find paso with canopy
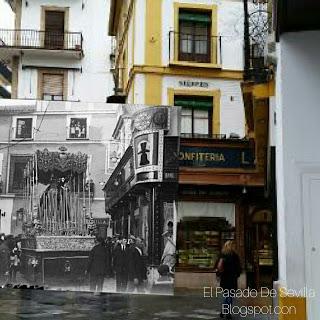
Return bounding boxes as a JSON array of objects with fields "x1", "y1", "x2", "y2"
[{"x1": 23, "y1": 148, "x2": 93, "y2": 236}]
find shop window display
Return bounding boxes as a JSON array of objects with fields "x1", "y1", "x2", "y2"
[{"x1": 177, "y1": 217, "x2": 235, "y2": 271}]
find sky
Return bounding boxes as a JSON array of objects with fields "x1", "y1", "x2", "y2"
[{"x1": 0, "y1": 0, "x2": 14, "y2": 29}]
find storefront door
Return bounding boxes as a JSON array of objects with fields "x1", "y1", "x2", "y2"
[{"x1": 302, "y1": 173, "x2": 320, "y2": 319}]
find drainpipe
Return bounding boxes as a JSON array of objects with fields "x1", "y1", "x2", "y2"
[{"x1": 244, "y1": 0, "x2": 251, "y2": 80}]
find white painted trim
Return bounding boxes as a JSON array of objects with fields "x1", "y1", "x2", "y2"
[{"x1": 296, "y1": 162, "x2": 320, "y2": 319}]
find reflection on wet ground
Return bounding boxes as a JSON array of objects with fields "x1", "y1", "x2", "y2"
[{"x1": 0, "y1": 289, "x2": 273, "y2": 320}]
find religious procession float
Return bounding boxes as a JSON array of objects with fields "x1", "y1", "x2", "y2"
[{"x1": 20, "y1": 147, "x2": 96, "y2": 287}]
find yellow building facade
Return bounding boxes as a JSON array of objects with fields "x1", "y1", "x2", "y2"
[{"x1": 109, "y1": 0, "x2": 247, "y2": 139}]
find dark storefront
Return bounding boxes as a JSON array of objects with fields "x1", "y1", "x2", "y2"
[
  {"x1": 175, "y1": 137, "x2": 276, "y2": 290},
  {"x1": 103, "y1": 107, "x2": 179, "y2": 266}
]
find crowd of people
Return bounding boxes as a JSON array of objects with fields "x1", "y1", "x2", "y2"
[
  {"x1": 0, "y1": 230, "x2": 175, "y2": 295},
  {"x1": 86, "y1": 234, "x2": 174, "y2": 294},
  {"x1": 0, "y1": 234, "x2": 22, "y2": 286}
]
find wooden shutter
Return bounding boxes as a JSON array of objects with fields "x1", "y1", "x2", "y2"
[
  {"x1": 45, "y1": 11, "x2": 65, "y2": 32},
  {"x1": 43, "y1": 73, "x2": 64, "y2": 96}
]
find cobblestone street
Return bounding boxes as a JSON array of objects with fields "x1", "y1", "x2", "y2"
[{"x1": 0, "y1": 288, "x2": 276, "y2": 320}]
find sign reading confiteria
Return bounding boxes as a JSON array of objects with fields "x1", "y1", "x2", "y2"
[{"x1": 179, "y1": 145, "x2": 255, "y2": 169}]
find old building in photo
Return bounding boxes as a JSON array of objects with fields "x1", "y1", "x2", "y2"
[
  {"x1": 0, "y1": 100, "x2": 117, "y2": 235},
  {"x1": 103, "y1": 105, "x2": 180, "y2": 292}
]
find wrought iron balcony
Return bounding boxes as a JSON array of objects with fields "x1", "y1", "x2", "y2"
[
  {"x1": 0, "y1": 29, "x2": 83, "y2": 53},
  {"x1": 169, "y1": 31, "x2": 222, "y2": 66}
]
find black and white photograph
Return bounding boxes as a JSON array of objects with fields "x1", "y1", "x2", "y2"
[
  {"x1": 0, "y1": 0, "x2": 319, "y2": 318},
  {"x1": 0, "y1": 101, "x2": 180, "y2": 297}
]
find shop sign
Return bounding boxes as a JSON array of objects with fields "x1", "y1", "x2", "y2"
[
  {"x1": 179, "y1": 80, "x2": 209, "y2": 88},
  {"x1": 133, "y1": 130, "x2": 164, "y2": 183},
  {"x1": 179, "y1": 146, "x2": 255, "y2": 169}
]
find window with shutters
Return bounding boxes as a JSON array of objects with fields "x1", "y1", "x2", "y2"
[
  {"x1": 178, "y1": 10, "x2": 212, "y2": 63},
  {"x1": 42, "y1": 73, "x2": 64, "y2": 101},
  {"x1": 174, "y1": 95, "x2": 213, "y2": 137},
  {"x1": 44, "y1": 10, "x2": 65, "y2": 49}
]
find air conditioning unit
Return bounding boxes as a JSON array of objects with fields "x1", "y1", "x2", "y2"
[{"x1": 265, "y1": 33, "x2": 277, "y2": 67}]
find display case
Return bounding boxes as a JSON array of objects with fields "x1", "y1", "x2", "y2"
[{"x1": 177, "y1": 218, "x2": 235, "y2": 271}]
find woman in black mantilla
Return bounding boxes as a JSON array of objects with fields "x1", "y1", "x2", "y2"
[{"x1": 216, "y1": 240, "x2": 241, "y2": 320}]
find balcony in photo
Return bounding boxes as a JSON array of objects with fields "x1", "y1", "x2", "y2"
[{"x1": 0, "y1": 29, "x2": 83, "y2": 61}]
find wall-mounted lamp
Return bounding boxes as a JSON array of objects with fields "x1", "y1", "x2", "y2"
[{"x1": 25, "y1": 1, "x2": 28, "y2": 7}]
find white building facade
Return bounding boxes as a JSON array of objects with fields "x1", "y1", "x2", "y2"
[
  {"x1": 0, "y1": 0, "x2": 114, "y2": 102},
  {"x1": 267, "y1": 1, "x2": 320, "y2": 319},
  {"x1": 274, "y1": 31, "x2": 320, "y2": 320}
]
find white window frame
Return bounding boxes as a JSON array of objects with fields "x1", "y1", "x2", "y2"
[
  {"x1": 66, "y1": 115, "x2": 91, "y2": 140},
  {"x1": 12, "y1": 115, "x2": 37, "y2": 141}
]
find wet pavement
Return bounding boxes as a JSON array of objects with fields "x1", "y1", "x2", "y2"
[{"x1": 0, "y1": 288, "x2": 275, "y2": 320}]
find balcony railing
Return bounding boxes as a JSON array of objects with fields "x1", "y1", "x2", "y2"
[
  {"x1": 169, "y1": 31, "x2": 222, "y2": 65},
  {"x1": 0, "y1": 29, "x2": 83, "y2": 51}
]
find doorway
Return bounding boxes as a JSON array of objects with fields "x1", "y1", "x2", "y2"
[
  {"x1": 302, "y1": 173, "x2": 320, "y2": 319},
  {"x1": 44, "y1": 11, "x2": 65, "y2": 49}
]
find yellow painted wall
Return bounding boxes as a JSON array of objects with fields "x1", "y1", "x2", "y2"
[
  {"x1": 279, "y1": 295, "x2": 307, "y2": 320},
  {"x1": 145, "y1": 0, "x2": 162, "y2": 66}
]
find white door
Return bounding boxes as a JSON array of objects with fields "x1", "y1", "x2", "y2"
[{"x1": 302, "y1": 173, "x2": 320, "y2": 320}]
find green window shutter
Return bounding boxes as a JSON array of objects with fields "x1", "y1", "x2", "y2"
[
  {"x1": 179, "y1": 12, "x2": 211, "y2": 24},
  {"x1": 174, "y1": 97, "x2": 213, "y2": 109}
]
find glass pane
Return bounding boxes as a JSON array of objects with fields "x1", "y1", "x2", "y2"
[
  {"x1": 194, "y1": 109, "x2": 209, "y2": 135},
  {"x1": 195, "y1": 37, "x2": 208, "y2": 55},
  {"x1": 180, "y1": 22, "x2": 193, "y2": 53},
  {"x1": 194, "y1": 26, "x2": 209, "y2": 55},
  {"x1": 180, "y1": 36, "x2": 193, "y2": 53},
  {"x1": 43, "y1": 94, "x2": 52, "y2": 101},
  {"x1": 181, "y1": 108, "x2": 192, "y2": 134},
  {"x1": 180, "y1": 22, "x2": 193, "y2": 36}
]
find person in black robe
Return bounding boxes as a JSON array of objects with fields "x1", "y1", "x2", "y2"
[
  {"x1": 113, "y1": 237, "x2": 129, "y2": 292},
  {"x1": 0, "y1": 237, "x2": 10, "y2": 286},
  {"x1": 127, "y1": 237, "x2": 147, "y2": 293},
  {"x1": 86, "y1": 237, "x2": 111, "y2": 293}
]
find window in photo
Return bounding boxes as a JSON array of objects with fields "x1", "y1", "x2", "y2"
[
  {"x1": 15, "y1": 118, "x2": 33, "y2": 139},
  {"x1": 69, "y1": 118, "x2": 88, "y2": 139}
]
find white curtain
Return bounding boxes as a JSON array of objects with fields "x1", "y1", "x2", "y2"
[{"x1": 177, "y1": 201, "x2": 235, "y2": 227}]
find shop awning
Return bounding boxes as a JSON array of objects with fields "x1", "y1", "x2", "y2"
[
  {"x1": 174, "y1": 98, "x2": 213, "y2": 109},
  {"x1": 179, "y1": 12, "x2": 211, "y2": 24}
]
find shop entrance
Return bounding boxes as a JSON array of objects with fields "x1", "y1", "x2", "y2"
[{"x1": 246, "y1": 209, "x2": 273, "y2": 289}]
